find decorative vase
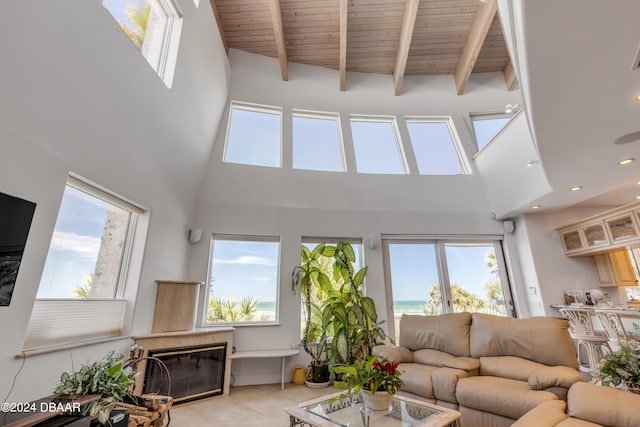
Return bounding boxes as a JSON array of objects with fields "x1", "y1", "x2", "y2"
[{"x1": 360, "y1": 389, "x2": 393, "y2": 411}]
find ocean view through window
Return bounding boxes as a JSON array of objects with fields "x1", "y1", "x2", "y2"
[{"x1": 206, "y1": 235, "x2": 280, "y2": 324}]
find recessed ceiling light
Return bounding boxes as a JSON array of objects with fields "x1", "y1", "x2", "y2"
[
  {"x1": 618, "y1": 158, "x2": 636, "y2": 165},
  {"x1": 531, "y1": 205, "x2": 541, "y2": 209},
  {"x1": 569, "y1": 186, "x2": 582, "y2": 191},
  {"x1": 636, "y1": 195, "x2": 640, "y2": 200},
  {"x1": 635, "y1": 94, "x2": 640, "y2": 101}
]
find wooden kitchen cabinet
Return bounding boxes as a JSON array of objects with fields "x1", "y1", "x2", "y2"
[{"x1": 591, "y1": 249, "x2": 639, "y2": 287}]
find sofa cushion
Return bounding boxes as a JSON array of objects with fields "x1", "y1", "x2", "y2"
[
  {"x1": 413, "y1": 348, "x2": 455, "y2": 366},
  {"x1": 457, "y1": 375, "x2": 558, "y2": 420},
  {"x1": 556, "y1": 419, "x2": 602, "y2": 427},
  {"x1": 480, "y1": 356, "x2": 547, "y2": 381},
  {"x1": 529, "y1": 366, "x2": 584, "y2": 390},
  {"x1": 512, "y1": 400, "x2": 569, "y2": 427},
  {"x1": 397, "y1": 363, "x2": 438, "y2": 398},
  {"x1": 372, "y1": 345, "x2": 413, "y2": 363},
  {"x1": 568, "y1": 382, "x2": 640, "y2": 427},
  {"x1": 470, "y1": 313, "x2": 578, "y2": 369},
  {"x1": 400, "y1": 313, "x2": 472, "y2": 356}
]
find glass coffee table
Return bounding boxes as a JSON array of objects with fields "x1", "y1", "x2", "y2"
[{"x1": 286, "y1": 391, "x2": 460, "y2": 427}]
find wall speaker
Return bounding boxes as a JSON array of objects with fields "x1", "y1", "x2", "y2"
[
  {"x1": 189, "y1": 228, "x2": 203, "y2": 244},
  {"x1": 503, "y1": 220, "x2": 515, "y2": 234}
]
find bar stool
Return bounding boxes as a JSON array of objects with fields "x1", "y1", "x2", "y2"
[
  {"x1": 594, "y1": 309, "x2": 640, "y2": 351},
  {"x1": 559, "y1": 307, "x2": 611, "y2": 372}
]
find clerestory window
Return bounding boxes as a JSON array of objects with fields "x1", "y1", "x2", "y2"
[
  {"x1": 102, "y1": 0, "x2": 183, "y2": 88},
  {"x1": 350, "y1": 116, "x2": 407, "y2": 174},
  {"x1": 224, "y1": 103, "x2": 282, "y2": 168},
  {"x1": 406, "y1": 118, "x2": 469, "y2": 175},
  {"x1": 471, "y1": 113, "x2": 513, "y2": 152},
  {"x1": 293, "y1": 111, "x2": 345, "y2": 172}
]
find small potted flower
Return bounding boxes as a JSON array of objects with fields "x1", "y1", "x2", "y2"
[{"x1": 333, "y1": 356, "x2": 404, "y2": 411}]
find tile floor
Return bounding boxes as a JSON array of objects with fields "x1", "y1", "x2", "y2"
[{"x1": 168, "y1": 383, "x2": 330, "y2": 426}]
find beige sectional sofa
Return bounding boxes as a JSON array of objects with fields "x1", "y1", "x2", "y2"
[
  {"x1": 373, "y1": 312, "x2": 583, "y2": 427},
  {"x1": 513, "y1": 382, "x2": 640, "y2": 427}
]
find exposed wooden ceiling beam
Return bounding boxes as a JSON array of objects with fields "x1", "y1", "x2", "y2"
[
  {"x1": 392, "y1": 0, "x2": 420, "y2": 96},
  {"x1": 453, "y1": 0, "x2": 497, "y2": 95},
  {"x1": 268, "y1": 0, "x2": 289, "y2": 81},
  {"x1": 209, "y1": 0, "x2": 228, "y2": 54},
  {"x1": 339, "y1": 0, "x2": 348, "y2": 91},
  {"x1": 503, "y1": 60, "x2": 518, "y2": 91}
]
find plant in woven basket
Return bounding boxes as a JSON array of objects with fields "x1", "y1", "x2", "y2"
[
  {"x1": 53, "y1": 351, "x2": 137, "y2": 424},
  {"x1": 590, "y1": 343, "x2": 640, "y2": 391}
]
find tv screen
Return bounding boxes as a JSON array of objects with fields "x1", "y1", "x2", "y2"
[{"x1": 0, "y1": 191, "x2": 36, "y2": 306}]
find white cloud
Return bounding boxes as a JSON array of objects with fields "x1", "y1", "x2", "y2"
[
  {"x1": 214, "y1": 256, "x2": 275, "y2": 266},
  {"x1": 50, "y1": 231, "x2": 101, "y2": 259}
]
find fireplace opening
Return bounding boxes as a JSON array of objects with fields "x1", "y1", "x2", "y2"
[{"x1": 144, "y1": 342, "x2": 227, "y2": 404}]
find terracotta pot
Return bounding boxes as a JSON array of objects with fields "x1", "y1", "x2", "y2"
[{"x1": 360, "y1": 389, "x2": 393, "y2": 411}]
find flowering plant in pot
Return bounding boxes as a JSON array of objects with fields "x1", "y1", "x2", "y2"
[{"x1": 333, "y1": 356, "x2": 404, "y2": 411}]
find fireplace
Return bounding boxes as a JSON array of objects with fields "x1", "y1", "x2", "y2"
[{"x1": 144, "y1": 342, "x2": 227, "y2": 404}]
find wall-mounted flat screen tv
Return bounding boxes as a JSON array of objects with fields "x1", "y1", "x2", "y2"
[{"x1": 0, "y1": 191, "x2": 36, "y2": 306}]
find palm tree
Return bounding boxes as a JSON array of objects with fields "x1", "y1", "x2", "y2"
[
  {"x1": 207, "y1": 297, "x2": 258, "y2": 322},
  {"x1": 118, "y1": 2, "x2": 150, "y2": 51},
  {"x1": 71, "y1": 273, "x2": 94, "y2": 299}
]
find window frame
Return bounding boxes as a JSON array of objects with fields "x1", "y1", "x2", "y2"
[
  {"x1": 404, "y1": 117, "x2": 471, "y2": 175},
  {"x1": 203, "y1": 233, "x2": 281, "y2": 327},
  {"x1": 223, "y1": 101, "x2": 283, "y2": 168},
  {"x1": 24, "y1": 174, "x2": 148, "y2": 351},
  {"x1": 349, "y1": 115, "x2": 408, "y2": 175},
  {"x1": 292, "y1": 109, "x2": 346, "y2": 172}
]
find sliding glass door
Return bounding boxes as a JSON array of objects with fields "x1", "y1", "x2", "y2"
[{"x1": 383, "y1": 238, "x2": 513, "y2": 342}]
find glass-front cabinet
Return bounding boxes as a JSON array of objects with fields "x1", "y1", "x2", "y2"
[
  {"x1": 557, "y1": 200, "x2": 640, "y2": 256},
  {"x1": 560, "y1": 229, "x2": 584, "y2": 254},
  {"x1": 606, "y1": 214, "x2": 639, "y2": 243},
  {"x1": 582, "y1": 221, "x2": 609, "y2": 249}
]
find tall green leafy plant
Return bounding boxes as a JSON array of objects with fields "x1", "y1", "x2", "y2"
[
  {"x1": 292, "y1": 243, "x2": 334, "y2": 366},
  {"x1": 292, "y1": 241, "x2": 386, "y2": 371},
  {"x1": 324, "y1": 242, "x2": 386, "y2": 365}
]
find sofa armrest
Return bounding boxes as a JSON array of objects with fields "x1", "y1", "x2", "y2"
[
  {"x1": 432, "y1": 367, "x2": 477, "y2": 404},
  {"x1": 528, "y1": 366, "x2": 583, "y2": 390},
  {"x1": 568, "y1": 382, "x2": 640, "y2": 427},
  {"x1": 372, "y1": 345, "x2": 413, "y2": 363},
  {"x1": 511, "y1": 400, "x2": 568, "y2": 427}
]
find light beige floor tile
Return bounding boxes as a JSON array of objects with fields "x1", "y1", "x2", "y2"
[{"x1": 170, "y1": 383, "x2": 331, "y2": 426}]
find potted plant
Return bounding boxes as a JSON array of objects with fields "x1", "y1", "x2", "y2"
[
  {"x1": 590, "y1": 343, "x2": 640, "y2": 392},
  {"x1": 291, "y1": 242, "x2": 335, "y2": 384},
  {"x1": 292, "y1": 241, "x2": 387, "y2": 383},
  {"x1": 333, "y1": 356, "x2": 404, "y2": 411},
  {"x1": 53, "y1": 351, "x2": 137, "y2": 425}
]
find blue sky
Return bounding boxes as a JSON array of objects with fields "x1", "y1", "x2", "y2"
[
  {"x1": 388, "y1": 243, "x2": 499, "y2": 302},
  {"x1": 209, "y1": 239, "x2": 279, "y2": 302}
]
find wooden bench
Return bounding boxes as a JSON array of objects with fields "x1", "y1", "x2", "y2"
[{"x1": 229, "y1": 348, "x2": 300, "y2": 390}]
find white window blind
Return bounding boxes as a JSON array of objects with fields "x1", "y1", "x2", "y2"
[{"x1": 23, "y1": 299, "x2": 127, "y2": 350}]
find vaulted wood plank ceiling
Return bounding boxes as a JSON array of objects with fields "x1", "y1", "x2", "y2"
[{"x1": 210, "y1": 0, "x2": 515, "y2": 95}]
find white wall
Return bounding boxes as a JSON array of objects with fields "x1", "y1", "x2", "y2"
[
  {"x1": 188, "y1": 50, "x2": 528, "y2": 385},
  {"x1": 514, "y1": 206, "x2": 621, "y2": 318},
  {"x1": 0, "y1": 0, "x2": 229, "y2": 402}
]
